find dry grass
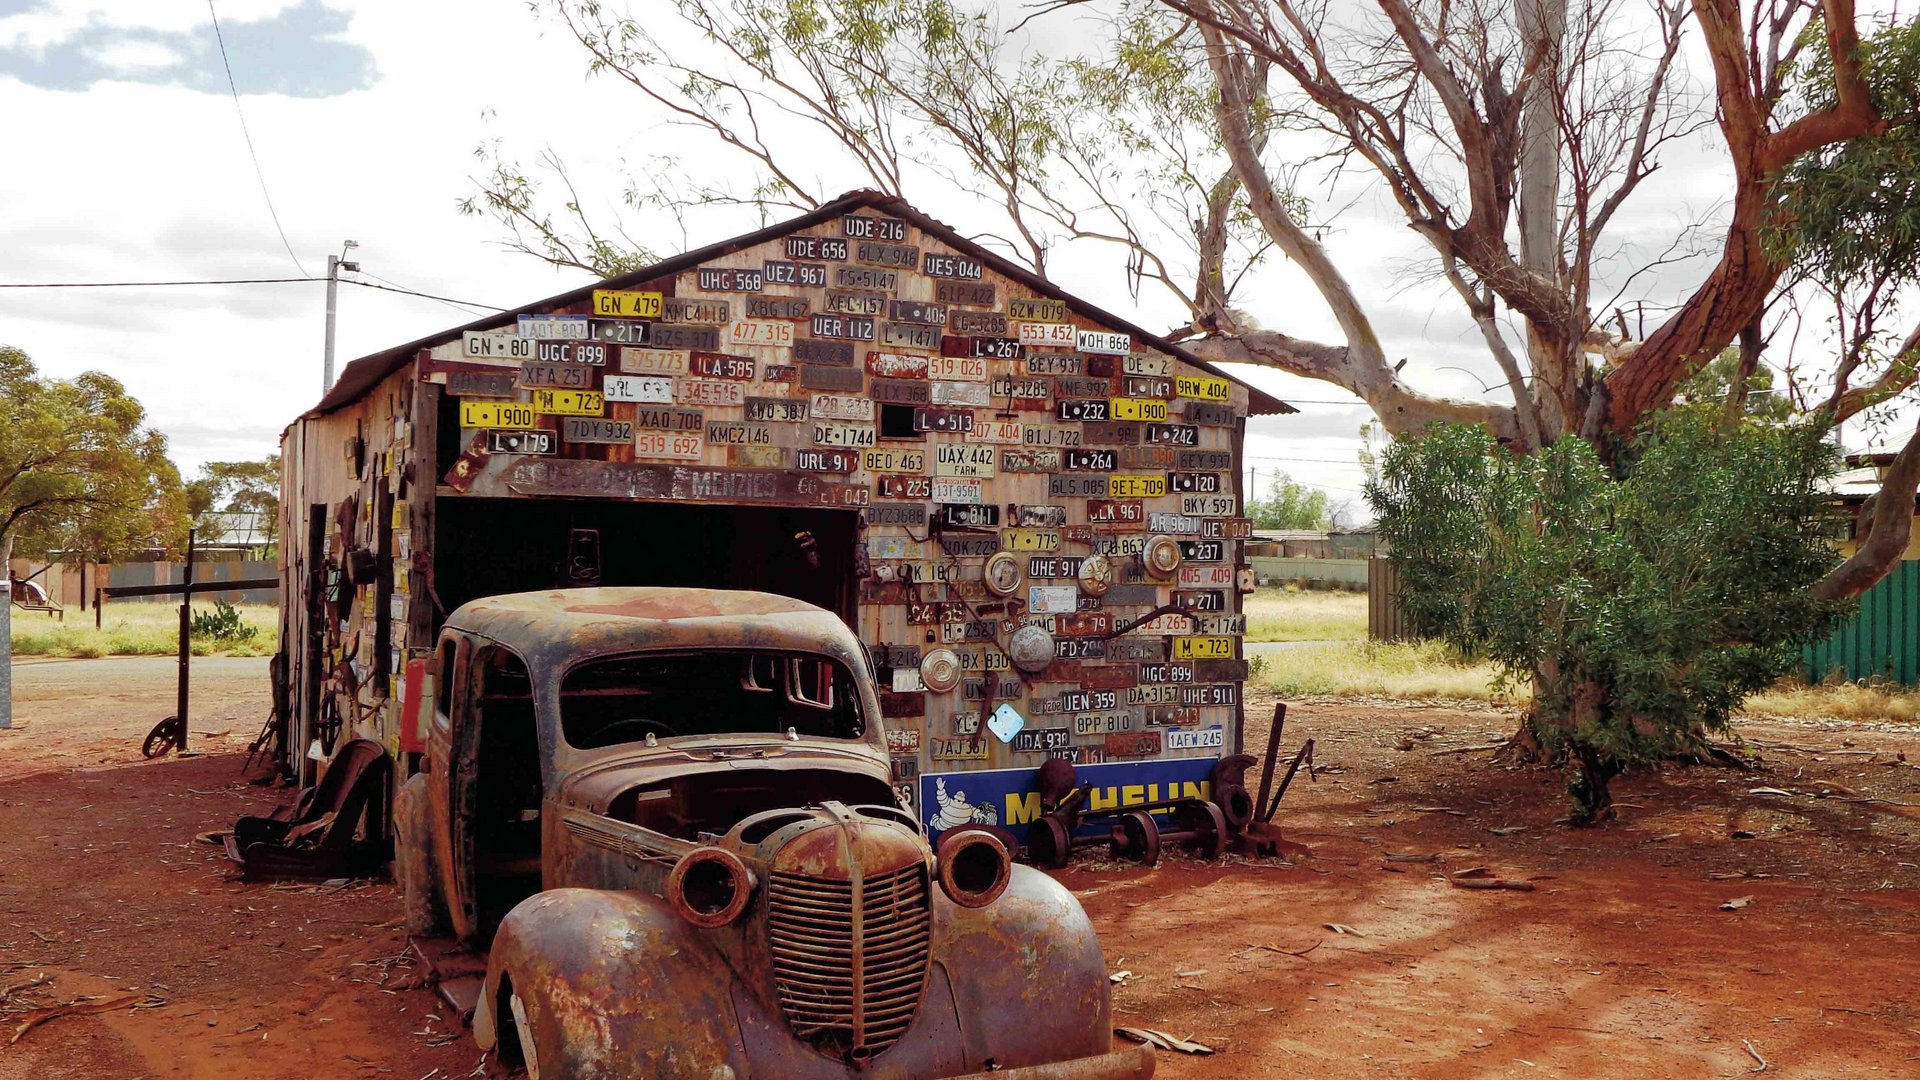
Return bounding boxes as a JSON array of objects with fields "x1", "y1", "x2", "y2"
[
  {"x1": 11, "y1": 602, "x2": 278, "y2": 659},
  {"x1": 1249, "y1": 640, "x2": 1519, "y2": 702},
  {"x1": 1248, "y1": 636, "x2": 1920, "y2": 721},
  {"x1": 1741, "y1": 680, "x2": 1920, "y2": 724},
  {"x1": 1244, "y1": 587, "x2": 1368, "y2": 642}
]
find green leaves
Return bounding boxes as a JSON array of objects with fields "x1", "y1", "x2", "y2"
[
  {"x1": 1368, "y1": 415, "x2": 1846, "y2": 768},
  {"x1": 0, "y1": 346, "x2": 189, "y2": 560}
]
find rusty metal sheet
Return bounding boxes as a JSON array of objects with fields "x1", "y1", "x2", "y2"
[
  {"x1": 1104, "y1": 730, "x2": 1163, "y2": 758},
  {"x1": 801, "y1": 366, "x2": 865, "y2": 391},
  {"x1": 866, "y1": 351, "x2": 929, "y2": 379},
  {"x1": 495, "y1": 459, "x2": 873, "y2": 507},
  {"x1": 1077, "y1": 665, "x2": 1137, "y2": 691},
  {"x1": 1191, "y1": 658, "x2": 1250, "y2": 682},
  {"x1": 734, "y1": 445, "x2": 786, "y2": 468},
  {"x1": 879, "y1": 691, "x2": 925, "y2": 718}
]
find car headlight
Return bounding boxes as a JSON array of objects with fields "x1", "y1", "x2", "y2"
[
  {"x1": 666, "y1": 847, "x2": 754, "y2": 928},
  {"x1": 935, "y1": 828, "x2": 1011, "y2": 908}
]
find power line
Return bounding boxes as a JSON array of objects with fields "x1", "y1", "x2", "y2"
[
  {"x1": 0, "y1": 277, "x2": 319, "y2": 287},
  {"x1": 341, "y1": 279, "x2": 506, "y2": 311},
  {"x1": 0, "y1": 276, "x2": 505, "y2": 311},
  {"x1": 207, "y1": 0, "x2": 307, "y2": 277}
]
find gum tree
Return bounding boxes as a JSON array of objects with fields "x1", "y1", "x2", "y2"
[
  {"x1": 0, "y1": 346, "x2": 188, "y2": 726},
  {"x1": 469, "y1": 0, "x2": 1920, "y2": 817}
]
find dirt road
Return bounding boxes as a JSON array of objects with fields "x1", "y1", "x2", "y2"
[{"x1": 2, "y1": 658, "x2": 1917, "y2": 1077}]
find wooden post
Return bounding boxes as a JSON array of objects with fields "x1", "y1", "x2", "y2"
[{"x1": 177, "y1": 529, "x2": 195, "y2": 752}]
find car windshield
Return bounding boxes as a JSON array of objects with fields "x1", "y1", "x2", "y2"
[{"x1": 559, "y1": 650, "x2": 867, "y2": 750}]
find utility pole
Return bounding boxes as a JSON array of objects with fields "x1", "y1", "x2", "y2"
[{"x1": 322, "y1": 239, "x2": 360, "y2": 391}]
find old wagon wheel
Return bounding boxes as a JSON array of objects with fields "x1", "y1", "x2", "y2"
[{"x1": 142, "y1": 716, "x2": 185, "y2": 759}]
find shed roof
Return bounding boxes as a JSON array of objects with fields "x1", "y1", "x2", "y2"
[{"x1": 307, "y1": 190, "x2": 1293, "y2": 418}]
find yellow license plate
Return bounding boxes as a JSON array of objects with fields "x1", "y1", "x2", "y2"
[
  {"x1": 1002, "y1": 528, "x2": 1062, "y2": 552},
  {"x1": 1175, "y1": 375, "x2": 1231, "y2": 401},
  {"x1": 1108, "y1": 474, "x2": 1169, "y2": 498},
  {"x1": 592, "y1": 289, "x2": 663, "y2": 318},
  {"x1": 459, "y1": 401, "x2": 537, "y2": 428},
  {"x1": 530, "y1": 389, "x2": 604, "y2": 416},
  {"x1": 1171, "y1": 636, "x2": 1233, "y2": 660},
  {"x1": 1109, "y1": 397, "x2": 1170, "y2": 421}
]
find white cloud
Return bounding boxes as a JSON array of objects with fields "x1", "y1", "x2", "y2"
[{"x1": 86, "y1": 38, "x2": 178, "y2": 71}]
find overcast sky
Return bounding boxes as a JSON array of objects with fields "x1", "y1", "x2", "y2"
[{"x1": 0, "y1": 0, "x2": 1894, "y2": 521}]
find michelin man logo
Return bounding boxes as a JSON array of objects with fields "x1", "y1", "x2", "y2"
[{"x1": 928, "y1": 777, "x2": 998, "y2": 831}]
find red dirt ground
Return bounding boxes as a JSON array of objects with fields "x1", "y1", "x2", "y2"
[{"x1": 3, "y1": 657, "x2": 1918, "y2": 1078}]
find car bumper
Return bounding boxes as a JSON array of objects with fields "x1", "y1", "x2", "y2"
[{"x1": 943, "y1": 1044, "x2": 1156, "y2": 1079}]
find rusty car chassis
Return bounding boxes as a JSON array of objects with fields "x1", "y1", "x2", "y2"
[{"x1": 394, "y1": 587, "x2": 1153, "y2": 1079}]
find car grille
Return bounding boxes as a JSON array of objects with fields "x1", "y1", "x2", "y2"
[{"x1": 766, "y1": 864, "x2": 931, "y2": 1057}]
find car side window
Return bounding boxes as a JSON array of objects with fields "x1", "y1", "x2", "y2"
[{"x1": 434, "y1": 637, "x2": 458, "y2": 725}]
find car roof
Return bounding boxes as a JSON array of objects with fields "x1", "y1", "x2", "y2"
[{"x1": 445, "y1": 587, "x2": 863, "y2": 665}]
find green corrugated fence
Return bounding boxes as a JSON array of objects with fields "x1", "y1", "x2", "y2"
[{"x1": 1803, "y1": 559, "x2": 1920, "y2": 684}]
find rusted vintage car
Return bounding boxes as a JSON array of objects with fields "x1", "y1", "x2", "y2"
[{"x1": 394, "y1": 587, "x2": 1153, "y2": 1079}]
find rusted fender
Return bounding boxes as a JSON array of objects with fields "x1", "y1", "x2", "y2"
[
  {"x1": 945, "y1": 1045, "x2": 1155, "y2": 1080},
  {"x1": 938, "y1": 865, "x2": 1116, "y2": 1071},
  {"x1": 475, "y1": 887, "x2": 752, "y2": 1079}
]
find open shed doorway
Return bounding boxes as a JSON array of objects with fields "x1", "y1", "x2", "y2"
[{"x1": 432, "y1": 498, "x2": 859, "y2": 624}]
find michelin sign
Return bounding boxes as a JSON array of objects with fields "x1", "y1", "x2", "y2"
[{"x1": 921, "y1": 757, "x2": 1219, "y2": 840}]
